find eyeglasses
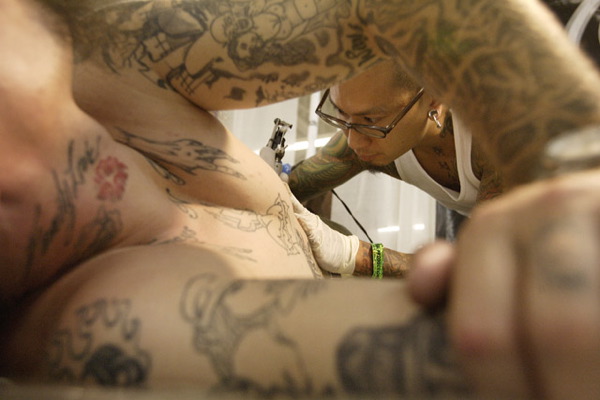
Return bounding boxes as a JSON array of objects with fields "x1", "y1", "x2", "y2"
[{"x1": 315, "y1": 87, "x2": 424, "y2": 138}]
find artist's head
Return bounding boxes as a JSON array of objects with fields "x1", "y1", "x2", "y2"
[{"x1": 317, "y1": 60, "x2": 448, "y2": 166}]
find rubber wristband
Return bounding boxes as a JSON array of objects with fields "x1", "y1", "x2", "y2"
[{"x1": 371, "y1": 243, "x2": 384, "y2": 279}]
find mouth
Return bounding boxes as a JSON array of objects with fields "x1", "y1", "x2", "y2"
[{"x1": 356, "y1": 153, "x2": 377, "y2": 162}]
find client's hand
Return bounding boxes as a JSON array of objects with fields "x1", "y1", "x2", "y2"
[
  {"x1": 291, "y1": 195, "x2": 359, "y2": 275},
  {"x1": 412, "y1": 168, "x2": 600, "y2": 399},
  {"x1": 408, "y1": 241, "x2": 454, "y2": 308}
]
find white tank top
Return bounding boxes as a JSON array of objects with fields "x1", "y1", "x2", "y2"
[{"x1": 394, "y1": 115, "x2": 480, "y2": 216}]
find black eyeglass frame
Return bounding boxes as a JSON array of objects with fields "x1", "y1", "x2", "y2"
[{"x1": 315, "y1": 87, "x2": 425, "y2": 138}]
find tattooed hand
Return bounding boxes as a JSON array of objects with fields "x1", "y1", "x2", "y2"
[{"x1": 410, "y1": 168, "x2": 600, "y2": 399}]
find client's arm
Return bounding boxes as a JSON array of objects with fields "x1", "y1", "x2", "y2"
[{"x1": 0, "y1": 244, "x2": 470, "y2": 398}]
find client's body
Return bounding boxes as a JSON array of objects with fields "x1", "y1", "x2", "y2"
[
  {"x1": 3, "y1": 0, "x2": 600, "y2": 398},
  {"x1": 2, "y1": 0, "x2": 322, "y2": 301},
  {"x1": 1, "y1": 0, "x2": 326, "y2": 386}
]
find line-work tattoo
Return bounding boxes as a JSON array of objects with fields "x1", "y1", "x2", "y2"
[
  {"x1": 337, "y1": 311, "x2": 471, "y2": 397},
  {"x1": 164, "y1": 188, "x2": 321, "y2": 274},
  {"x1": 61, "y1": 0, "x2": 356, "y2": 104},
  {"x1": 180, "y1": 275, "x2": 328, "y2": 396},
  {"x1": 165, "y1": 189, "x2": 296, "y2": 255},
  {"x1": 204, "y1": 194, "x2": 299, "y2": 255},
  {"x1": 150, "y1": 225, "x2": 257, "y2": 262},
  {"x1": 179, "y1": 276, "x2": 471, "y2": 397},
  {"x1": 202, "y1": 194, "x2": 324, "y2": 277},
  {"x1": 47, "y1": 299, "x2": 151, "y2": 387},
  {"x1": 25, "y1": 137, "x2": 124, "y2": 274},
  {"x1": 165, "y1": 189, "x2": 322, "y2": 276},
  {"x1": 116, "y1": 128, "x2": 246, "y2": 181}
]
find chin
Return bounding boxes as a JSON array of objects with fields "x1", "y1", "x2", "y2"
[
  {"x1": 364, "y1": 160, "x2": 389, "y2": 171},
  {"x1": 368, "y1": 157, "x2": 393, "y2": 167}
]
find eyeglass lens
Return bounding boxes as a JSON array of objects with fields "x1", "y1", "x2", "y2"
[{"x1": 318, "y1": 98, "x2": 388, "y2": 138}]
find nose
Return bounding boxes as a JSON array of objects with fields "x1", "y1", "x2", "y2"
[{"x1": 346, "y1": 128, "x2": 372, "y2": 151}]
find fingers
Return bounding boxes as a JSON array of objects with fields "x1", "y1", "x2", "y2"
[
  {"x1": 450, "y1": 170, "x2": 600, "y2": 399},
  {"x1": 519, "y1": 176, "x2": 600, "y2": 399},
  {"x1": 290, "y1": 194, "x2": 321, "y2": 238},
  {"x1": 289, "y1": 192, "x2": 357, "y2": 274},
  {"x1": 449, "y1": 203, "x2": 531, "y2": 399},
  {"x1": 408, "y1": 241, "x2": 455, "y2": 308}
]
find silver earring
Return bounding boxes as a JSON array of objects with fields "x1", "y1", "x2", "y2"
[{"x1": 428, "y1": 109, "x2": 442, "y2": 129}]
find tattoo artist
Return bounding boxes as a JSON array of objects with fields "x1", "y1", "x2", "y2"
[{"x1": 289, "y1": 59, "x2": 503, "y2": 278}]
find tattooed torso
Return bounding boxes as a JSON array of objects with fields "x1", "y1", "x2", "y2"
[
  {"x1": 1, "y1": 0, "x2": 339, "y2": 309},
  {"x1": 2, "y1": 122, "x2": 323, "y2": 305}
]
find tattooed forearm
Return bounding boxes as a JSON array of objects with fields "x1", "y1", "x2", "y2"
[
  {"x1": 289, "y1": 160, "x2": 361, "y2": 201},
  {"x1": 47, "y1": 299, "x2": 151, "y2": 387},
  {"x1": 56, "y1": 0, "x2": 359, "y2": 106},
  {"x1": 354, "y1": 241, "x2": 411, "y2": 278},
  {"x1": 383, "y1": 247, "x2": 412, "y2": 277},
  {"x1": 337, "y1": 311, "x2": 470, "y2": 397},
  {"x1": 179, "y1": 276, "x2": 470, "y2": 397},
  {"x1": 180, "y1": 276, "x2": 328, "y2": 395},
  {"x1": 345, "y1": 23, "x2": 378, "y2": 67},
  {"x1": 289, "y1": 132, "x2": 365, "y2": 201}
]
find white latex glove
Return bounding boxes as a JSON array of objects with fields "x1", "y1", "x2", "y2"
[{"x1": 291, "y1": 194, "x2": 359, "y2": 275}]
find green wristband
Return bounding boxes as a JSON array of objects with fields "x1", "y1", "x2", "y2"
[{"x1": 371, "y1": 243, "x2": 384, "y2": 279}]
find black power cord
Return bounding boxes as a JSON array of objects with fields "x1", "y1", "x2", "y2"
[{"x1": 331, "y1": 189, "x2": 374, "y2": 243}]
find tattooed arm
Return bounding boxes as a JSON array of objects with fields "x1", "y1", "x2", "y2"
[
  {"x1": 354, "y1": 0, "x2": 600, "y2": 186},
  {"x1": 289, "y1": 130, "x2": 401, "y2": 201},
  {"x1": 0, "y1": 244, "x2": 470, "y2": 397},
  {"x1": 289, "y1": 131, "x2": 367, "y2": 202},
  {"x1": 59, "y1": 0, "x2": 600, "y2": 183},
  {"x1": 353, "y1": 240, "x2": 412, "y2": 278}
]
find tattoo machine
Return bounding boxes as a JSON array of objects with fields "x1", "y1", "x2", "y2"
[{"x1": 260, "y1": 118, "x2": 293, "y2": 182}]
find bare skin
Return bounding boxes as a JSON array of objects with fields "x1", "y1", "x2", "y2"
[
  {"x1": 0, "y1": 0, "x2": 458, "y2": 394},
  {"x1": 1, "y1": 0, "x2": 600, "y2": 398}
]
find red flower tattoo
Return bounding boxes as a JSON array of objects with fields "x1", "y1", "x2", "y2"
[{"x1": 95, "y1": 157, "x2": 129, "y2": 201}]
